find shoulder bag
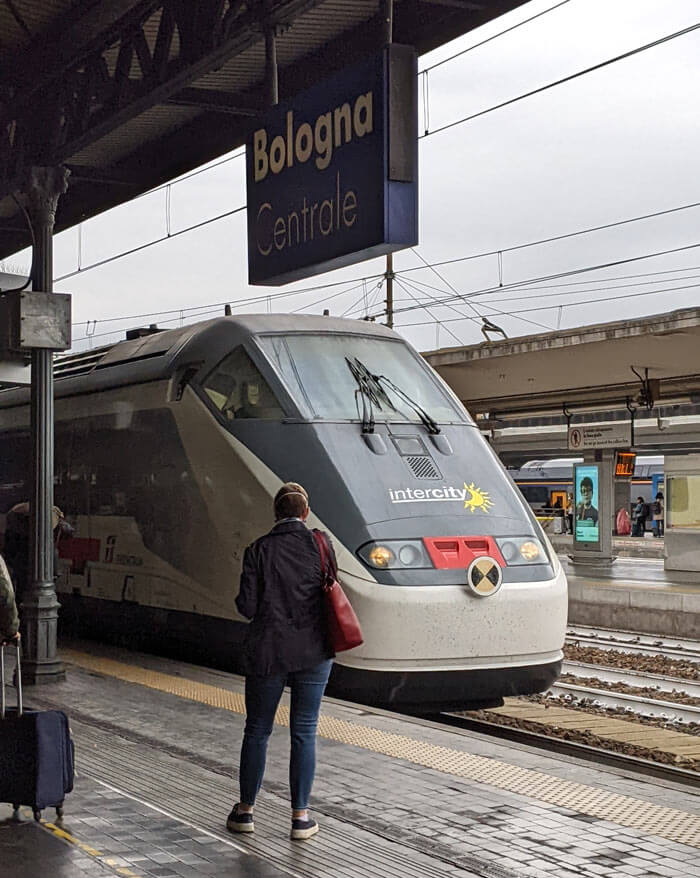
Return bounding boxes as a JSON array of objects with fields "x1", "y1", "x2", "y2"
[{"x1": 312, "y1": 531, "x2": 363, "y2": 653}]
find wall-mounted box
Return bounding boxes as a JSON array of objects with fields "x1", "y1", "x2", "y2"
[{"x1": 0, "y1": 291, "x2": 71, "y2": 351}]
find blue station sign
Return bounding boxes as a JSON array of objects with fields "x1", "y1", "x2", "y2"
[{"x1": 246, "y1": 45, "x2": 418, "y2": 286}]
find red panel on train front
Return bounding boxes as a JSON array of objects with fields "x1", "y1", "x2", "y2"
[
  {"x1": 59, "y1": 537, "x2": 101, "y2": 574},
  {"x1": 423, "y1": 536, "x2": 505, "y2": 569}
]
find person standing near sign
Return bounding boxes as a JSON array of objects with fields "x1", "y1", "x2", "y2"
[
  {"x1": 566, "y1": 493, "x2": 574, "y2": 534},
  {"x1": 632, "y1": 497, "x2": 647, "y2": 537},
  {"x1": 652, "y1": 491, "x2": 664, "y2": 538},
  {"x1": 576, "y1": 476, "x2": 598, "y2": 526}
]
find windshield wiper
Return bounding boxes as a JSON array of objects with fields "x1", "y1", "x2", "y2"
[
  {"x1": 375, "y1": 374, "x2": 441, "y2": 435},
  {"x1": 346, "y1": 357, "x2": 385, "y2": 433},
  {"x1": 345, "y1": 357, "x2": 441, "y2": 435}
]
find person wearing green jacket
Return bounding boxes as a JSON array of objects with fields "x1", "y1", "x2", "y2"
[{"x1": 0, "y1": 553, "x2": 20, "y2": 644}]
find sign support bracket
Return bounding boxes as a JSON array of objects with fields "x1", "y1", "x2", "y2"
[
  {"x1": 383, "y1": 0, "x2": 394, "y2": 328},
  {"x1": 562, "y1": 403, "x2": 572, "y2": 431},
  {"x1": 626, "y1": 397, "x2": 637, "y2": 448}
]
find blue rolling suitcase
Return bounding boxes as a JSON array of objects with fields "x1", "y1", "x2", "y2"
[{"x1": 0, "y1": 643, "x2": 74, "y2": 821}]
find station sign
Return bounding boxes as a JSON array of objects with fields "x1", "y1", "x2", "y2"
[
  {"x1": 567, "y1": 423, "x2": 632, "y2": 451},
  {"x1": 246, "y1": 45, "x2": 418, "y2": 286}
]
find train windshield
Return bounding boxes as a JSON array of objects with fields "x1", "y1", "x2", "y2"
[{"x1": 258, "y1": 334, "x2": 470, "y2": 425}]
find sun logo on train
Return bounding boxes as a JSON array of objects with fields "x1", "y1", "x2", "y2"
[{"x1": 463, "y1": 482, "x2": 493, "y2": 513}]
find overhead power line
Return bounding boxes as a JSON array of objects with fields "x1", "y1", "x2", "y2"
[
  {"x1": 401, "y1": 199, "x2": 700, "y2": 275},
  {"x1": 65, "y1": 196, "x2": 700, "y2": 331},
  {"x1": 379, "y1": 242, "x2": 700, "y2": 318},
  {"x1": 420, "y1": 20, "x2": 700, "y2": 139},
  {"x1": 421, "y1": 0, "x2": 571, "y2": 74},
  {"x1": 397, "y1": 279, "x2": 700, "y2": 331}
]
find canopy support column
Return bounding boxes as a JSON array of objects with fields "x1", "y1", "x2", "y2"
[{"x1": 20, "y1": 165, "x2": 69, "y2": 685}]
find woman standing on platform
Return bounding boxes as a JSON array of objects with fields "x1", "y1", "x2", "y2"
[
  {"x1": 227, "y1": 482, "x2": 334, "y2": 841},
  {"x1": 652, "y1": 491, "x2": 665, "y2": 538}
]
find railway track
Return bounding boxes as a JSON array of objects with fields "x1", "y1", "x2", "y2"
[
  {"x1": 548, "y1": 679, "x2": 700, "y2": 724},
  {"x1": 561, "y1": 660, "x2": 700, "y2": 698},
  {"x1": 566, "y1": 626, "x2": 700, "y2": 662},
  {"x1": 439, "y1": 628, "x2": 700, "y2": 785}
]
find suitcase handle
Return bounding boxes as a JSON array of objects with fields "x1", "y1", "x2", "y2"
[{"x1": 0, "y1": 640, "x2": 22, "y2": 719}]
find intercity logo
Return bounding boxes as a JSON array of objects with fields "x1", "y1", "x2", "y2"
[{"x1": 388, "y1": 482, "x2": 493, "y2": 513}]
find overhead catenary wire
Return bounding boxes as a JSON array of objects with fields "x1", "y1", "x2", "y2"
[
  {"x1": 340, "y1": 261, "x2": 700, "y2": 317},
  {"x1": 373, "y1": 267, "x2": 700, "y2": 312},
  {"x1": 407, "y1": 246, "x2": 553, "y2": 331},
  {"x1": 420, "y1": 0, "x2": 572, "y2": 75},
  {"x1": 394, "y1": 276, "x2": 465, "y2": 346},
  {"x1": 396, "y1": 279, "x2": 700, "y2": 330},
  {"x1": 419, "y1": 21, "x2": 700, "y2": 140},
  {"x1": 379, "y1": 241, "x2": 700, "y2": 318},
  {"x1": 69, "y1": 269, "x2": 385, "y2": 330}
]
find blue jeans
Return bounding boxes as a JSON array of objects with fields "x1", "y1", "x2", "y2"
[{"x1": 239, "y1": 659, "x2": 333, "y2": 810}]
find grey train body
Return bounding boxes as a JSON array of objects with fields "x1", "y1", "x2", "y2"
[{"x1": 0, "y1": 315, "x2": 567, "y2": 711}]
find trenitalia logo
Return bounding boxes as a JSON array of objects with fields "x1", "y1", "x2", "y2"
[{"x1": 389, "y1": 483, "x2": 494, "y2": 513}]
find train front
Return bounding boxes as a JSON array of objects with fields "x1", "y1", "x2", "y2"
[{"x1": 194, "y1": 316, "x2": 567, "y2": 712}]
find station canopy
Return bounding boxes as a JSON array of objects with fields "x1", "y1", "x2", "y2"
[{"x1": 0, "y1": 0, "x2": 525, "y2": 261}]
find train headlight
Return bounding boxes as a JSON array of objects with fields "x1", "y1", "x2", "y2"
[
  {"x1": 519, "y1": 541, "x2": 541, "y2": 562},
  {"x1": 368, "y1": 545, "x2": 395, "y2": 568},
  {"x1": 495, "y1": 536, "x2": 547, "y2": 565},
  {"x1": 359, "y1": 540, "x2": 434, "y2": 569}
]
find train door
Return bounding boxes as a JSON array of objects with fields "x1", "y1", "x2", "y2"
[{"x1": 550, "y1": 490, "x2": 567, "y2": 509}]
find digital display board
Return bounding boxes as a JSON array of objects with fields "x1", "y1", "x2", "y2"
[
  {"x1": 574, "y1": 464, "x2": 600, "y2": 544},
  {"x1": 615, "y1": 452, "x2": 636, "y2": 478}
]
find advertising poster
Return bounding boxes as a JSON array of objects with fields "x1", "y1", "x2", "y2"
[{"x1": 575, "y1": 464, "x2": 600, "y2": 544}]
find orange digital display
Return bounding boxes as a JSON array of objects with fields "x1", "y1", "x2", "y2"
[{"x1": 615, "y1": 452, "x2": 636, "y2": 477}]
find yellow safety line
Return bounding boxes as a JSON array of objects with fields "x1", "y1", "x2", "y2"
[
  {"x1": 41, "y1": 816, "x2": 141, "y2": 877},
  {"x1": 61, "y1": 649, "x2": 700, "y2": 848}
]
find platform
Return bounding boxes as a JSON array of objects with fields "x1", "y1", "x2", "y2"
[
  {"x1": 1, "y1": 643, "x2": 699, "y2": 878},
  {"x1": 549, "y1": 534, "x2": 664, "y2": 560},
  {"x1": 563, "y1": 556, "x2": 700, "y2": 638}
]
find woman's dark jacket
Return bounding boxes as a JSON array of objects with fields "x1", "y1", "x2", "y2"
[{"x1": 236, "y1": 520, "x2": 335, "y2": 676}]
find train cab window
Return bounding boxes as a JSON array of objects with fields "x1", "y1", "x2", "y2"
[
  {"x1": 258, "y1": 333, "x2": 469, "y2": 424},
  {"x1": 202, "y1": 347, "x2": 284, "y2": 420}
]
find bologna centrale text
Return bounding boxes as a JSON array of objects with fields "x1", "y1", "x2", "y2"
[{"x1": 252, "y1": 91, "x2": 374, "y2": 256}]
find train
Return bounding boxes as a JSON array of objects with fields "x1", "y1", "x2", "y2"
[
  {"x1": 0, "y1": 315, "x2": 567, "y2": 712},
  {"x1": 510, "y1": 457, "x2": 664, "y2": 516}
]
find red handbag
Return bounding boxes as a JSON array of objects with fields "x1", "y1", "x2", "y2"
[{"x1": 312, "y1": 531, "x2": 363, "y2": 653}]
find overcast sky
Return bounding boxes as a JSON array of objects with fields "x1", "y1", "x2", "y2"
[{"x1": 5, "y1": 0, "x2": 700, "y2": 354}]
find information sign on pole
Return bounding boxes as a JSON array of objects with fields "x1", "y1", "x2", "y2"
[
  {"x1": 246, "y1": 45, "x2": 418, "y2": 286},
  {"x1": 567, "y1": 423, "x2": 632, "y2": 451}
]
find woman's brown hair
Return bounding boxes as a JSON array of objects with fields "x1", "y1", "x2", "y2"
[{"x1": 274, "y1": 482, "x2": 309, "y2": 521}]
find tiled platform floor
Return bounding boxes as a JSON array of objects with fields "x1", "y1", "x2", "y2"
[
  {"x1": 1, "y1": 642, "x2": 699, "y2": 878},
  {"x1": 0, "y1": 775, "x2": 287, "y2": 878}
]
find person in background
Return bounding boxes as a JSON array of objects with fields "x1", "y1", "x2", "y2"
[
  {"x1": 0, "y1": 552, "x2": 20, "y2": 645},
  {"x1": 632, "y1": 497, "x2": 647, "y2": 537},
  {"x1": 227, "y1": 482, "x2": 335, "y2": 841},
  {"x1": 4, "y1": 503, "x2": 73, "y2": 603},
  {"x1": 565, "y1": 493, "x2": 574, "y2": 535},
  {"x1": 652, "y1": 491, "x2": 664, "y2": 538}
]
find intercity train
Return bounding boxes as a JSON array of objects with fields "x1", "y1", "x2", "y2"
[{"x1": 0, "y1": 315, "x2": 567, "y2": 711}]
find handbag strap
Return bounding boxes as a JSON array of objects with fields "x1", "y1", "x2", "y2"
[{"x1": 312, "y1": 530, "x2": 335, "y2": 591}]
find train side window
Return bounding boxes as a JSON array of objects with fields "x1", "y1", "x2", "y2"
[
  {"x1": 519, "y1": 485, "x2": 549, "y2": 505},
  {"x1": 202, "y1": 346, "x2": 284, "y2": 420}
]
